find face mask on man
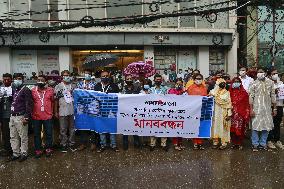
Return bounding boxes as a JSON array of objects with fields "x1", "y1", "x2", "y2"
[
  {"x1": 232, "y1": 82, "x2": 241, "y2": 88},
  {"x1": 101, "y1": 77, "x2": 110, "y2": 83},
  {"x1": 144, "y1": 85, "x2": 150, "y2": 90},
  {"x1": 271, "y1": 74, "x2": 279, "y2": 81},
  {"x1": 155, "y1": 81, "x2": 162, "y2": 86},
  {"x1": 239, "y1": 71, "x2": 246, "y2": 77},
  {"x1": 257, "y1": 73, "x2": 266, "y2": 80},
  {"x1": 37, "y1": 82, "x2": 46, "y2": 89},
  {"x1": 84, "y1": 74, "x2": 92, "y2": 81},
  {"x1": 13, "y1": 80, "x2": 23, "y2": 88},
  {"x1": 195, "y1": 79, "x2": 202, "y2": 85}
]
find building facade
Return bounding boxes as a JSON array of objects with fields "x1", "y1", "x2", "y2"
[
  {"x1": 0, "y1": 0, "x2": 238, "y2": 78},
  {"x1": 242, "y1": 5, "x2": 284, "y2": 72}
]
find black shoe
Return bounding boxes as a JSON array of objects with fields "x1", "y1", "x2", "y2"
[
  {"x1": 162, "y1": 146, "x2": 169, "y2": 152},
  {"x1": 60, "y1": 146, "x2": 68, "y2": 153},
  {"x1": 6, "y1": 155, "x2": 20, "y2": 162},
  {"x1": 112, "y1": 147, "x2": 120, "y2": 152},
  {"x1": 97, "y1": 147, "x2": 105, "y2": 153},
  {"x1": 18, "y1": 155, "x2": 28, "y2": 162},
  {"x1": 150, "y1": 146, "x2": 155, "y2": 151}
]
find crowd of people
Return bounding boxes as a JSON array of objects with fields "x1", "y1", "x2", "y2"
[{"x1": 0, "y1": 66, "x2": 283, "y2": 162}]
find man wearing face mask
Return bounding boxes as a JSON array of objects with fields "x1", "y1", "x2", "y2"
[
  {"x1": 0, "y1": 73, "x2": 13, "y2": 156},
  {"x1": 121, "y1": 75, "x2": 141, "y2": 150},
  {"x1": 7, "y1": 73, "x2": 33, "y2": 162},
  {"x1": 249, "y1": 68, "x2": 276, "y2": 151},
  {"x1": 94, "y1": 70, "x2": 120, "y2": 153},
  {"x1": 76, "y1": 69, "x2": 99, "y2": 152},
  {"x1": 54, "y1": 70, "x2": 76, "y2": 153},
  {"x1": 149, "y1": 74, "x2": 169, "y2": 151},
  {"x1": 239, "y1": 67, "x2": 254, "y2": 93},
  {"x1": 31, "y1": 75, "x2": 54, "y2": 158},
  {"x1": 267, "y1": 69, "x2": 284, "y2": 150}
]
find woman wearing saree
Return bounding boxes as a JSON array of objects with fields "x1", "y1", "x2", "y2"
[
  {"x1": 229, "y1": 77, "x2": 250, "y2": 150},
  {"x1": 210, "y1": 78, "x2": 232, "y2": 150}
]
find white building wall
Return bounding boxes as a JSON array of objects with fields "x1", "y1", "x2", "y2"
[{"x1": 0, "y1": 48, "x2": 11, "y2": 78}]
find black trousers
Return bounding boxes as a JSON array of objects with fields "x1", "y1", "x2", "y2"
[
  {"x1": 268, "y1": 106, "x2": 283, "y2": 142},
  {"x1": 1, "y1": 118, "x2": 12, "y2": 152}
]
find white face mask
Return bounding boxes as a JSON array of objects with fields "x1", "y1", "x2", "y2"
[
  {"x1": 271, "y1": 74, "x2": 279, "y2": 81},
  {"x1": 257, "y1": 73, "x2": 266, "y2": 80},
  {"x1": 239, "y1": 70, "x2": 246, "y2": 76},
  {"x1": 195, "y1": 79, "x2": 202, "y2": 85}
]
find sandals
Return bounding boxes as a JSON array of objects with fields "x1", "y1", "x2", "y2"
[
  {"x1": 174, "y1": 145, "x2": 182, "y2": 151},
  {"x1": 219, "y1": 144, "x2": 227, "y2": 150}
]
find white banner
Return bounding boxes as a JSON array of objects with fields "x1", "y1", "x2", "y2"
[{"x1": 117, "y1": 94, "x2": 204, "y2": 138}]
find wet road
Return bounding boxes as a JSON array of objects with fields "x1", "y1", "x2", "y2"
[{"x1": 0, "y1": 137, "x2": 284, "y2": 189}]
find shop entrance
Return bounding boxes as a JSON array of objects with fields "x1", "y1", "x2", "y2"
[{"x1": 72, "y1": 49, "x2": 144, "y2": 74}]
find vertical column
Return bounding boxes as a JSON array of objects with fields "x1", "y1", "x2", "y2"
[
  {"x1": 59, "y1": 47, "x2": 72, "y2": 72},
  {"x1": 227, "y1": 34, "x2": 238, "y2": 77},
  {"x1": 0, "y1": 47, "x2": 11, "y2": 77},
  {"x1": 198, "y1": 46, "x2": 209, "y2": 78}
]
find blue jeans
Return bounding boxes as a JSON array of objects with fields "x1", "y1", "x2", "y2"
[
  {"x1": 251, "y1": 130, "x2": 268, "y2": 147},
  {"x1": 100, "y1": 134, "x2": 116, "y2": 148},
  {"x1": 33, "y1": 119, "x2": 53, "y2": 151}
]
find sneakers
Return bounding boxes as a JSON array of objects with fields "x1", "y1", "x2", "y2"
[
  {"x1": 275, "y1": 141, "x2": 284, "y2": 150},
  {"x1": 252, "y1": 146, "x2": 258, "y2": 152},
  {"x1": 267, "y1": 141, "x2": 277, "y2": 149}
]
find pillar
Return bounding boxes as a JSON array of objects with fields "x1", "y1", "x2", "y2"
[
  {"x1": 59, "y1": 47, "x2": 72, "y2": 73},
  {"x1": 198, "y1": 46, "x2": 210, "y2": 78}
]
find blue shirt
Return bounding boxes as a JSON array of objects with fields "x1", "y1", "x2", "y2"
[{"x1": 149, "y1": 85, "x2": 168, "y2": 95}]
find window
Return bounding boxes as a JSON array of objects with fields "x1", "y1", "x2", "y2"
[
  {"x1": 0, "y1": 0, "x2": 9, "y2": 19},
  {"x1": 154, "y1": 48, "x2": 176, "y2": 71},
  {"x1": 180, "y1": 1, "x2": 196, "y2": 28},
  {"x1": 88, "y1": 0, "x2": 106, "y2": 20},
  {"x1": 31, "y1": 0, "x2": 49, "y2": 27},
  {"x1": 107, "y1": 0, "x2": 142, "y2": 27},
  {"x1": 257, "y1": 6, "x2": 284, "y2": 72},
  {"x1": 209, "y1": 48, "x2": 225, "y2": 74},
  {"x1": 69, "y1": 0, "x2": 87, "y2": 21}
]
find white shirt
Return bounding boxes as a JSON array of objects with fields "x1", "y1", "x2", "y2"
[
  {"x1": 240, "y1": 75, "x2": 254, "y2": 92},
  {"x1": 274, "y1": 80, "x2": 284, "y2": 107}
]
